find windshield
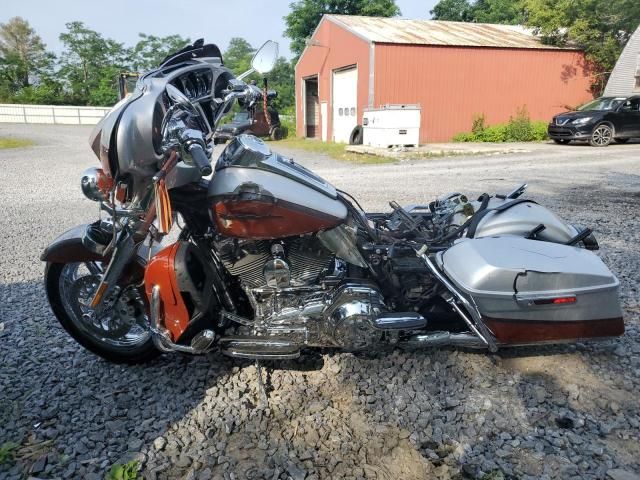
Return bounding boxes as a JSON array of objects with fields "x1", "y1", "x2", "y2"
[
  {"x1": 233, "y1": 112, "x2": 250, "y2": 122},
  {"x1": 578, "y1": 97, "x2": 626, "y2": 111}
]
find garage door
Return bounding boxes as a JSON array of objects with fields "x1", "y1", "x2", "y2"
[{"x1": 332, "y1": 67, "x2": 358, "y2": 143}]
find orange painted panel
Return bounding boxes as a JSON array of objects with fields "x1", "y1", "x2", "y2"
[
  {"x1": 144, "y1": 243, "x2": 190, "y2": 342},
  {"x1": 373, "y1": 44, "x2": 594, "y2": 142},
  {"x1": 296, "y1": 18, "x2": 371, "y2": 140}
]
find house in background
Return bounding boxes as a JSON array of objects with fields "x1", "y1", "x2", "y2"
[
  {"x1": 295, "y1": 15, "x2": 595, "y2": 143},
  {"x1": 604, "y1": 25, "x2": 640, "y2": 97}
]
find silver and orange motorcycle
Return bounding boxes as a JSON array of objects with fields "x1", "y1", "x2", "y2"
[{"x1": 42, "y1": 39, "x2": 624, "y2": 364}]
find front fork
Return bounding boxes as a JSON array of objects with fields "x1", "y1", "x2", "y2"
[
  {"x1": 88, "y1": 227, "x2": 138, "y2": 314},
  {"x1": 87, "y1": 152, "x2": 179, "y2": 312}
]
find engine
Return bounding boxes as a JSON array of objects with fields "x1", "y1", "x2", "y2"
[
  {"x1": 214, "y1": 233, "x2": 396, "y2": 349},
  {"x1": 214, "y1": 235, "x2": 334, "y2": 289}
]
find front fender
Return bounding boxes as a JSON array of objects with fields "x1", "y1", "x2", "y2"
[{"x1": 40, "y1": 224, "x2": 106, "y2": 263}]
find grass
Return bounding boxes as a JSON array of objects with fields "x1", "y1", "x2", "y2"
[
  {"x1": 0, "y1": 137, "x2": 33, "y2": 149},
  {"x1": 479, "y1": 471, "x2": 505, "y2": 480},
  {"x1": 276, "y1": 137, "x2": 393, "y2": 164},
  {"x1": 105, "y1": 460, "x2": 142, "y2": 480},
  {"x1": 0, "y1": 441, "x2": 19, "y2": 465}
]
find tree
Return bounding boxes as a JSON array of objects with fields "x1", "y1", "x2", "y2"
[
  {"x1": 58, "y1": 21, "x2": 128, "y2": 105},
  {"x1": 223, "y1": 37, "x2": 255, "y2": 75},
  {"x1": 524, "y1": 0, "x2": 640, "y2": 90},
  {"x1": 130, "y1": 33, "x2": 191, "y2": 72},
  {"x1": 471, "y1": 0, "x2": 524, "y2": 24},
  {"x1": 222, "y1": 38, "x2": 295, "y2": 114},
  {"x1": 0, "y1": 16, "x2": 54, "y2": 99},
  {"x1": 430, "y1": 0, "x2": 638, "y2": 93},
  {"x1": 284, "y1": 0, "x2": 401, "y2": 57},
  {"x1": 430, "y1": 0, "x2": 474, "y2": 21},
  {"x1": 431, "y1": 0, "x2": 523, "y2": 24},
  {"x1": 267, "y1": 57, "x2": 295, "y2": 113}
]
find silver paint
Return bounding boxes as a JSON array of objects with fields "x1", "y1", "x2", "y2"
[
  {"x1": 209, "y1": 167, "x2": 348, "y2": 221},
  {"x1": 439, "y1": 237, "x2": 622, "y2": 322}
]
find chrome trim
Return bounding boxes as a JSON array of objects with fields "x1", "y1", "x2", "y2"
[
  {"x1": 219, "y1": 336, "x2": 300, "y2": 360},
  {"x1": 150, "y1": 285, "x2": 216, "y2": 354},
  {"x1": 80, "y1": 167, "x2": 109, "y2": 202},
  {"x1": 222, "y1": 350, "x2": 300, "y2": 360},
  {"x1": 221, "y1": 310, "x2": 254, "y2": 327},
  {"x1": 403, "y1": 331, "x2": 485, "y2": 349},
  {"x1": 415, "y1": 246, "x2": 498, "y2": 352},
  {"x1": 372, "y1": 312, "x2": 426, "y2": 330}
]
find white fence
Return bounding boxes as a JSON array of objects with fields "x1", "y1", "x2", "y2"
[{"x1": 0, "y1": 104, "x2": 111, "y2": 125}]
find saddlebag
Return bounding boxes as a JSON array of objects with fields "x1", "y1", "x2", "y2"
[{"x1": 437, "y1": 237, "x2": 624, "y2": 345}]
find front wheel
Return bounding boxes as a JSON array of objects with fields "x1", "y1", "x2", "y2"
[
  {"x1": 45, "y1": 262, "x2": 159, "y2": 364},
  {"x1": 590, "y1": 124, "x2": 613, "y2": 147}
]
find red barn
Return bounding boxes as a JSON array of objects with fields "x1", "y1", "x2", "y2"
[{"x1": 295, "y1": 15, "x2": 594, "y2": 143}]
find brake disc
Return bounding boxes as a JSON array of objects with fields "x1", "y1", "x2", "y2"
[{"x1": 72, "y1": 277, "x2": 146, "y2": 340}]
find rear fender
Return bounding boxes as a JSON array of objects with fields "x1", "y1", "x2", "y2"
[{"x1": 40, "y1": 224, "x2": 106, "y2": 263}]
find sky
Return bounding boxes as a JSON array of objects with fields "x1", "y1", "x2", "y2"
[{"x1": 1, "y1": 0, "x2": 439, "y2": 59}]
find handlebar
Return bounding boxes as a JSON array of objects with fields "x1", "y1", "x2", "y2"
[{"x1": 187, "y1": 143, "x2": 213, "y2": 176}]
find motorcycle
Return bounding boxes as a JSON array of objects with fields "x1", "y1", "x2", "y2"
[
  {"x1": 41, "y1": 39, "x2": 624, "y2": 365},
  {"x1": 213, "y1": 81, "x2": 284, "y2": 144}
]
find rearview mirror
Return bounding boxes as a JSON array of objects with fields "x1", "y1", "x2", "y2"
[{"x1": 251, "y1": 41, "x2": 279, "y2": 75}]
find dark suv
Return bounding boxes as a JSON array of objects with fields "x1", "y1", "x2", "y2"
[{"x1": 548, "y1": 96, "x2": 640, "y2": 146}]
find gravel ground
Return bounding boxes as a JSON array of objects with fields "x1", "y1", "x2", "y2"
[{"x1": 0, "y1": 123, "x2": 639, "y2": 480}]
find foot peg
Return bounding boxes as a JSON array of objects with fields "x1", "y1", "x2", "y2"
[
  {"x1": 372, "y1": 312, "x2": 426, "y2": 330},
  {"x1": 220, "y1": 336, "x2": 300, "y2": 360},
  {"x1": 190, "y1": 330, "x2": 216, "y2": 352}
]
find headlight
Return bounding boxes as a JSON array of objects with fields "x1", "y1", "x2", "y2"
[
  {"x1": 572, "y1": 117, "x2": 593, "y2": 125},
  {"x1": 81, "y1": 167, "x2": 113, "y2": 202}
]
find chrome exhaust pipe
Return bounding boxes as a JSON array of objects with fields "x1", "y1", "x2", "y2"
[
  {"x1": 402, "y1": 331, "x2": 486, "y2": 349},
  {"x1": 415, "y1": 247, "x2": 498, "y2": 352}
]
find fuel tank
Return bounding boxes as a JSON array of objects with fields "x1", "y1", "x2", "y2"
[{"x1": 208, "y1": 135, "x2": 347, "y2": 239}]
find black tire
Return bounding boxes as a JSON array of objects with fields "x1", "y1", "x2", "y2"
[
  {"x1": 589, "y1": 124, "x2": 613, "y2": 147},
  {"x1": 349, "y1": 125, "x2": 364, "y2": 145},
  {"x1": 270, "y1": 126, "x2": 284, "y2": 141},
  {"x1": 553, "y1": 139, "x2": 571, "y2": 145},
  {"x1": 614, "y1": 138, "x2": 629, "y2": 144},
  {"x1": 45, "y1": 262, "x2": 159, "y2": 364}
]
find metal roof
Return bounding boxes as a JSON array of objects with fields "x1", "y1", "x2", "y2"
[{"x1": 327, "y1": 15, "x2": 574, "y2": 50}]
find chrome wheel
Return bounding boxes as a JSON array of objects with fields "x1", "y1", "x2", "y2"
[
  {"x1": 58, "y1": 262, "x2": 151, "y2": 348},
  {"x1": 590, "y1": 125, "x2": 613, "y2": 147}
]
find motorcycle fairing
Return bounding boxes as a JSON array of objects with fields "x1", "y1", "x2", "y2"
[{"x1": 144, "y1": 241, "x2": 216, "y2": 342}]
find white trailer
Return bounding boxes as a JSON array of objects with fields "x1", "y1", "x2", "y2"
[{"x1": 362, "y1": 105, "x2": 421, "y2": 148}]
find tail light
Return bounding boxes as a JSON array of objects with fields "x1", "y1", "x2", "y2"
[{"x1": 533, "y1": 296, "x2": 577, "y2": 305}]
